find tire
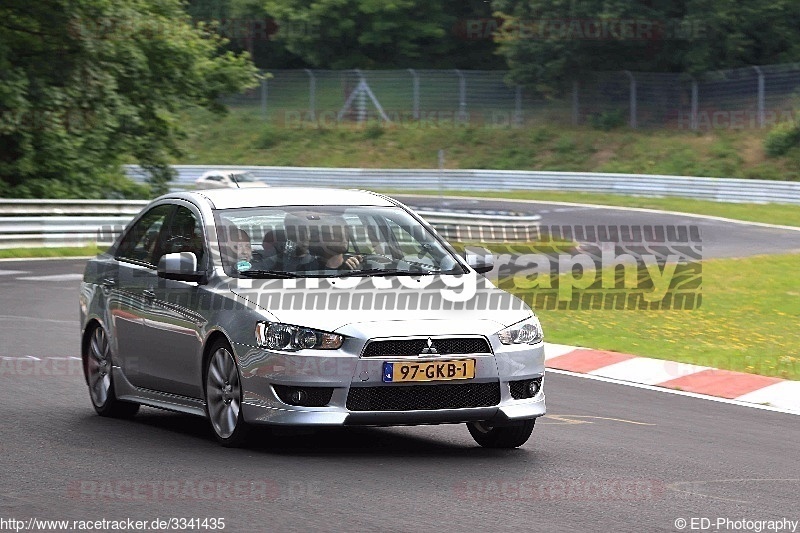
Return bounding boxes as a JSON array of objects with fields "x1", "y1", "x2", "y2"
[
  {"x1": 204, "y1": 339, "x2": 250, "y2": 447},
  {"x1": 84, "y1": 324, "x2": 140, "y2": 419},
  {"x1": 467, "y1": 419, "x2": 536, "y2": 449}
]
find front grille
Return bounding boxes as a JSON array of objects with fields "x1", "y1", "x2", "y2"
[
  {"x1": 273, "y1": 385, "x2": 334, "y2": 407},
  {"x1": 346, "y1": 382, "x2": 500, "y2": 411},
  {"x1": 362, "y1": 337, "x2": 491, "y2": 357}
]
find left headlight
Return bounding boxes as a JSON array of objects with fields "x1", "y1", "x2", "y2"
[
  {"x1": 497, "y1": 315, "x2": 544, "y2": 345},
  {"x1": 255, "y1": 322, "x2": 344, "y2": 352}
]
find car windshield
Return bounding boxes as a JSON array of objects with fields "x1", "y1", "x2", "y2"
[
  {"x1": 215, "y1": 205, "x2": 464, "y2": 278},
  {"x1": 232, "y1": 172, "x2": 258, "y2": 182}
]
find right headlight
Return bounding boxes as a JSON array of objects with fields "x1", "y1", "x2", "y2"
[
  {"x1": 497, "y1": 315, "x2": 544, "y2": 345},
  {"x1": 255, "y1": 321, "x2": 343, "y2": 352}
]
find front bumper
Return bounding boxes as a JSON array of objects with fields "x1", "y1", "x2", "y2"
[{"x1": 237, "y1": 340, "x2": 546, "y2": 427}]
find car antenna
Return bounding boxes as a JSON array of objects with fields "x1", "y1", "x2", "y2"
[{"x1": 229, "y1": 173, "x2": 241, "y2": 188}]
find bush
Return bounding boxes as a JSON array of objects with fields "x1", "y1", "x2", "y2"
[
  {"x1": 589, "y1": 109, "x2": 626, "y2": 131},
  {"x1": 764, "y1": 121, "x2": 800, "y2": 157}
]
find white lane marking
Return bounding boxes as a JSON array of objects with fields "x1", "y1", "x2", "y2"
[
  {"x1": 0, "y1": 270, "x2": 28, "y2": 276},
  {"x1": 0, "y1": 315, "x2": 75, "y2": 324},
  {"x1": 588, "y1": 357, "x2": 710, "y2": 385},
  {"x1": 0, "y1": 256, "x2": 93, "y2": 263},
  {"x1": 543, "y1": 342, "x2": 579, "y2": 360},
  {"x1": 0, "y1": 356, "x2": 80, "y2": 360},
  {"x1": 400, "y1": 194, "x2": 800, "y2": 232},
  {"x1": 547, "y1": 369, "x2": 800, "y2": 416},
  {"x1": 735, "y1": 381, "x2": 800, "y2": 412},
  {"x1": 17, "y1": 273, "x2": 84, "y2": 282}
]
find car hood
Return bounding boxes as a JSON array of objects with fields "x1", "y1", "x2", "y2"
[{"x1": 229, "y1": 274, "x2": 532, "y2": 334}]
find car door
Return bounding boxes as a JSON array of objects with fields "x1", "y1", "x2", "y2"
[
  {"x1": 140, "y1": 203, "x2": 208, "y2": 399},
  {"x1": 111, "y1": 203, "x2": 174, "y2": 387}
]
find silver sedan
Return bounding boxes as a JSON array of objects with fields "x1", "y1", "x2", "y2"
[{"x1": 79, "y1": 188, "x2": 546, "y2": 448}]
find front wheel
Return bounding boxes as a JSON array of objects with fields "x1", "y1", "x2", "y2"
[
  {"x1": 467, "y1": 419, "x2": 536, "y2": 449},
  {"x1": 84, "y1": 325, "x2": 139, "y2": 418},
  {"x1": 205, "y1": 340, "x2": 250, "y2": 447}
]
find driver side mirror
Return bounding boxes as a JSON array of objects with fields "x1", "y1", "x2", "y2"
[
  {"x1": 463, "y1": 246, "x2": 494, "y2": 274},
  {"x1": 157, "y1": 252, "x2": 205, "y2": 283}
]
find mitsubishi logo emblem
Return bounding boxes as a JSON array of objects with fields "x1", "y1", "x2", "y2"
[{"x1": 420, "y1": 337, "x2": 439, "y2": 356}]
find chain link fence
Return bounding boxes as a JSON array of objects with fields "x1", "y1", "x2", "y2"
[{"x1": 221, "y1": 64, "x2": 800, "y2": 130}]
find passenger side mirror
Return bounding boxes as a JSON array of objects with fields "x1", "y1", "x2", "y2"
[
  {"x1": 463, "y1": 246, "x2": 495, "y2": 274},
  {"x1": 157, "y1": 252, "x2": 205, "y2": 283}
]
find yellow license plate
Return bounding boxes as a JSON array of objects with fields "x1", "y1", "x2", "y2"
[{"x1": 382, "y1": 360, "x2": 476, "y2": 383}]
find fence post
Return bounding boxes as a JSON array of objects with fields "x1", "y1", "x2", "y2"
[
  {"x1": 355, "y1": 69, "x2": 366, "y2": 124},
  {"x1": 304, "y1": 68, "x2": 316, "y2": 122},
  {"x1": 260, "y1": 74, "x2": 268, "y2": 120},
  {"x1": 572, "y1": 80, "x2": 579, "y2": 125},
  {"x1": 514, "y1": 86, "x2": 523, "y2": 126},
  {"x1": 690, "y1": 78, "x2": 698, "y2": 131},
  {"x1": 753, "y1": 66, "x2": 765, "y2": 128},
  {"x1": 408, "y1": 68, "x2": 420, "y2": 120},
  {"x1": 454, "y1": 69, "x2": 467, "y2": 122},
  {"x1": 624, "y1": 70, "x2": 637, "y2": 129}
]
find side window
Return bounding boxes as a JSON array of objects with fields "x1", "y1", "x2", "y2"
[
  {"x1": 116, "y1": 205, "x2": 174, "y2": 266},
  {"x1": 162, "y1": 206, "x2": 205, "y2": 265}
]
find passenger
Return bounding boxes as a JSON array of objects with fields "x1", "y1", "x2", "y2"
[{"x1": 306, "y1": 216, "x2": 362, "y2": 271}]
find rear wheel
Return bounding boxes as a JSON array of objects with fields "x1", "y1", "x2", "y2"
[
  {"x1": 467, "y1": 419, "x2": 535, "y2": 449},
  {"x1": 205, "y1": 340, "x2": 250, "y2": 447},
  {"x1": 84, "y1": 325, "x2": 139, "y2": 418}
]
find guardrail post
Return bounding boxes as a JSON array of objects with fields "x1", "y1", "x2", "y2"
[
  {"x1": 753, "y1": 66, "x2": 765, "y2": 128},
  {"x1": 408, "y1": 68, "x2": 420, "y2": 120},
  {"x1": 624, "y1": 70, "x2": 637, "y2": 129},
  {"x1": 305, "y1": 68, "x2": 316, "y2": 122}
]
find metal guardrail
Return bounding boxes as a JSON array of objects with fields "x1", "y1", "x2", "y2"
[
  {"x1": 0, "y1": 202, "x2": 541, "y2": 249},
  {"x1": 0, "y1": 199, "x2": 148, "y2": 216},
  {"x1": 125, "y1": 165, "x2": 800, "y2": 205},
  {"x1": 0, "y1": 216, "x2": 131, "y2": 248}
]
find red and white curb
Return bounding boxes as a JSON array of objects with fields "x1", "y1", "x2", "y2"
[{"x1": 544, "y1": 343, "x2": 800, "y2": 414}]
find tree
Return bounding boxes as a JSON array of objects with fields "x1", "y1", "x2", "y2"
[
  {"x1": 492, "y1": 0, "x2": 800, "y2": 95},
  {"x1": 0, "y1": 0, "x2": 258, "y2": 198},
  {"x1": 260, "y1": 0, "x2": 451, "y2": 69}
]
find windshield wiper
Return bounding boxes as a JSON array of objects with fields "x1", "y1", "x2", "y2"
[
  {"x1": 238, "y1": 270, "x2": 301, "y2": 279},
  {"x1": 331, "y1": 268, "x2": 442, "y2": 278}
]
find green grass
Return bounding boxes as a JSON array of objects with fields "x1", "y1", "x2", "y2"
[
  {"x1": 388, "y1": 190, "x2": 800, "y2": 227},
  {"x1": 0, "y1": 245, "x2": 101, "y2": 259},
  {"x1": 178, "y1": 106, "x2": 800, "y2": 181},
  {"x1": 529, "y1": 253, "x2": 800, "y2": 380}
]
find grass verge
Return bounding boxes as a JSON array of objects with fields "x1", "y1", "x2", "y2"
[
  {"x1": 0, "y1": 245, "x2": 101, "y2": 259},
  {"x1": 523, "y1": 253, "x2": 799, "y2": 380}
]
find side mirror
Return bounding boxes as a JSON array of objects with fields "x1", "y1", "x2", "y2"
[
  {"x1": 157, "y1": 252, "x2": 205, "y2": 283},
  {"x1": 463, "y1": 246, "x2": 494, "y2": 274}
]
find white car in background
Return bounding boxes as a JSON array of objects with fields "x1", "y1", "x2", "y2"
[{"x1": 195, "y1": 170, "x2": 268, "y2": 189}]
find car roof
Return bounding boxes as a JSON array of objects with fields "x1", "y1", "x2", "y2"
[{"x1": 161, "y1": 187, "x2": 397, "y2": 210}]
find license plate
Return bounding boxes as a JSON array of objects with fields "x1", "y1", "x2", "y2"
[{"x1": 382, "y1": 360, "x2": 475, "y2": 383}]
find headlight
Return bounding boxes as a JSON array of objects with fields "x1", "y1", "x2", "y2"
[
  {"x1": 255, "y1": 322, "x2": 343, "y2": 351},
  {"x1": 497, "y1": 316, "x2": 543, "y2": 345}
]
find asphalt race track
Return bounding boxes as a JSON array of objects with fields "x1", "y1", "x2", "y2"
[
  {"x1": 399, "y1": 195, "x2": 800, "y2": 259},
  {"x1": 1, "y1": 197, "x2": 799, "y2": 532}
]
